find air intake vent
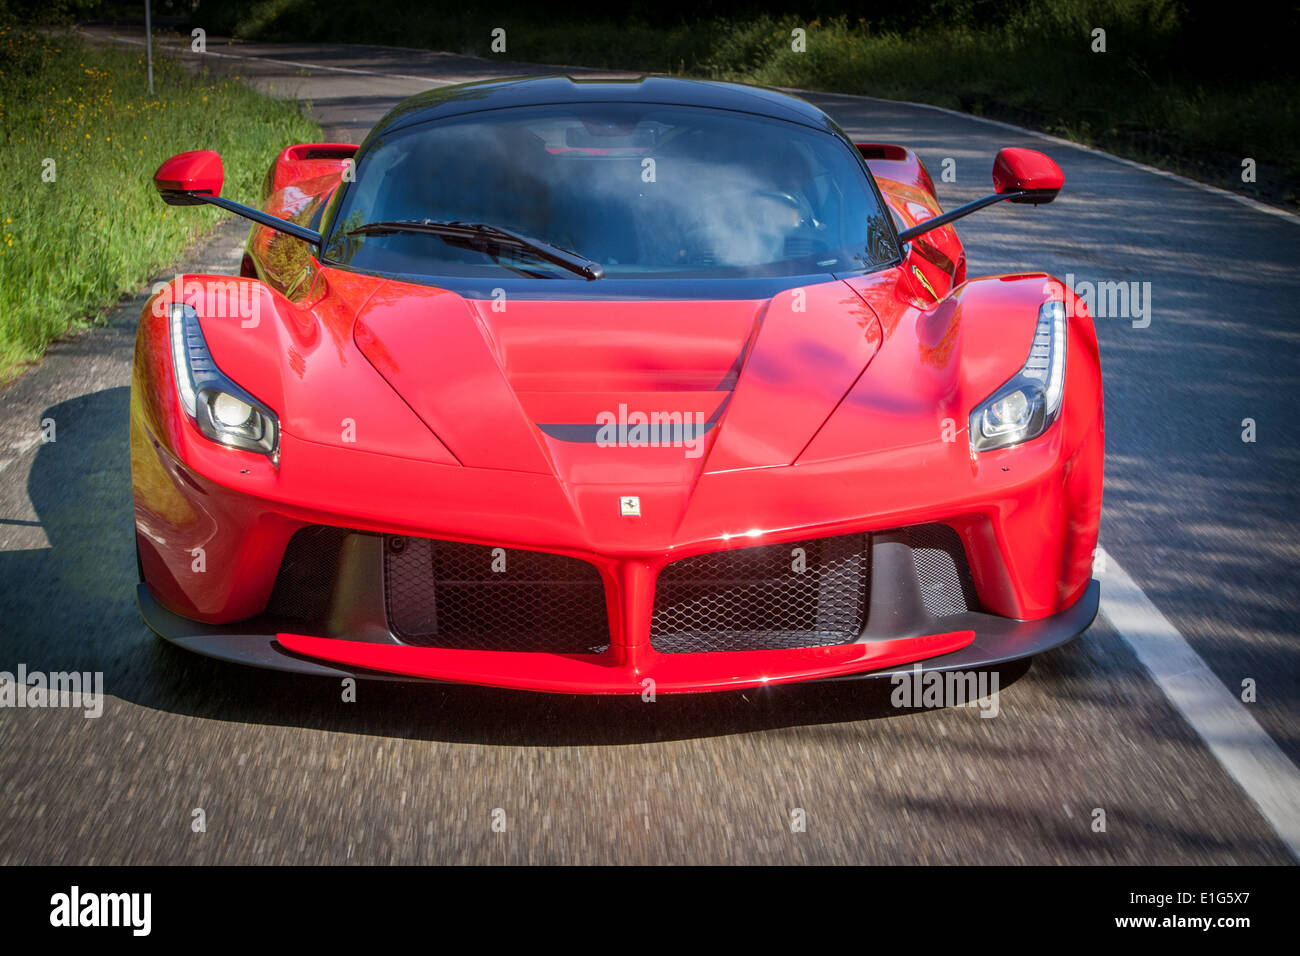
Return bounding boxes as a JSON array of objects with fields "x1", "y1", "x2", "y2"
[
  {"x1": 650, "y1": 533, "x2": 869, "y2": 653},
  {"x1": 265, "y1": 526, "x2": 351, "y2": 623},
  {"x1": 384, "y1": 537, "x2": 610, "y2": 653},
  {"x1": 897, "y1": 524, "x2": 979, "y2": 617}
]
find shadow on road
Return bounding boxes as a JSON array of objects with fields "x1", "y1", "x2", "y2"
[{"x1": 0, "y1": 385, "x2": 1032, "y2": 747}]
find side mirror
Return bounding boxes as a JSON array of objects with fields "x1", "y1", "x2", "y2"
[
  {"x1": 992, "y1": 148, "x2": 1063, "y2": 205},
  {"x1": 150, "y1": 148, "x2": 322, "y2": 246},
  {"x1": 897, "y1": 147, "x2": 1065, "y2": 243},
  {"x1": 154, "y1": 150, "x2": 224, "y2": 206}
]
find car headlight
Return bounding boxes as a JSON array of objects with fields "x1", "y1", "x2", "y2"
[
  {"x1": 169, "y1": 302, "x2": 279, "y2": 460},
  {"x1": 969, "y1": 300, "x2": 1066, "y2": 452}
]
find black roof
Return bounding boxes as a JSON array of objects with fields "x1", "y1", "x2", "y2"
[{"x1": 366, "y1": 75, "x2": 840, "y2": 142}]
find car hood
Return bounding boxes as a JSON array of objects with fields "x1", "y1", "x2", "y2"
[{"x1": 351, "y1": 277, "x2": 883, "y2": 492}]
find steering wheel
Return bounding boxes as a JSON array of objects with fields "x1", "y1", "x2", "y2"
[{"x1": 753, "y1": 189, "x2": 824, "y2": 231}]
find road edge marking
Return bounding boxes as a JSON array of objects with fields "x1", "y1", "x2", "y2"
[
  {"x1": 786, "y1": 88, "x2": 1300, "y2": 225},
  {"x1": 81, "y1": 30, "x2": 459, "y2": 87},
  {"x1": 1098, "y1": 547, "x2": 1300, "y2": 860}
]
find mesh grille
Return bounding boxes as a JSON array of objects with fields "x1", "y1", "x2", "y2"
[
  {"x1": 265, "y1": 526, "x2": 351, "y2": 623},
  {"x1": 898, "y1": 524, "x2": 979, "y2": 617},
  {"x1": 650, "y1": 533, "x2": 869, "y2": 653},
  {"x1": 384, "y1": 537, "x2": 610, "y2": 653},
  {"x1": 267, "y1": 524, "x2": 975, "y2": 652}
]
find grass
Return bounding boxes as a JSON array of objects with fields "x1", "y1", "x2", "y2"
[
  {"x1": 203, "y1": 0, "x2": 1298, "y2": 203},
  {"x1": 0, "y1": 27, "x2": 320, "y2": 382}
]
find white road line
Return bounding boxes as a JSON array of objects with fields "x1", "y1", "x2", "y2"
[
  {"x1": 1099, "y1": 547, "x2": 1300, "y2": 860},
  {"x1": 789, "y1": 89, "x2": 1300, "y2": 225},
  {"x1": 84, "y1": 32, "x2": 458, "y2": 86}
]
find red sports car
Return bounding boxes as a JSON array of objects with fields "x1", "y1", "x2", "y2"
[{"x1": 134, "y1": 76, "x2": 1103, "y2": 694}]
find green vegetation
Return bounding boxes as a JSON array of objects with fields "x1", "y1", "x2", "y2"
[
  {"x1": 202, "y1": 0, "x2": 1297, "y2": 203},
  {"x1": 0, "y1": 28, "x2": 320, "y2": 381}
]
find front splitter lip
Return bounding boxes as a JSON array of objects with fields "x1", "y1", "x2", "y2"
[{"x1": 137, "y1": 580, "x2": 1099, "y2": 694}]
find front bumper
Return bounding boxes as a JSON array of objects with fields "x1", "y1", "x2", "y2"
[{"x1": 139, "y1": 565, "x2": 1098, "y2": 695}]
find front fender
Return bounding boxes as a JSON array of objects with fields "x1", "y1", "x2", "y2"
[
  {"x1": 799, "y1": 271, "x2": 1104, "y2": 620},
  {"x1": 130, "y1": 272, "x2": 456, "y2": 623}
]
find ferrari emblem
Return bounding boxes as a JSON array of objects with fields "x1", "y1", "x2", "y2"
[{"x1": 619, "y1": 496, "x2": 641, "y2": 516}]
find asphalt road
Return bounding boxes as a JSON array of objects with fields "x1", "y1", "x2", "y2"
[{"x1": 0, "y1": 28, "x2": 1296, "y2": 864}]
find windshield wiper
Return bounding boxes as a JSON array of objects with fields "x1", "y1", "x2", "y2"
[{"x1": 344, "y1": 219, "x2": 604, "y2": 281}]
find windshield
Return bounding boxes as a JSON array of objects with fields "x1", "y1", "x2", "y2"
[{"x1": 322, "y1": 103, "x2": 897, "y2": 280}]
